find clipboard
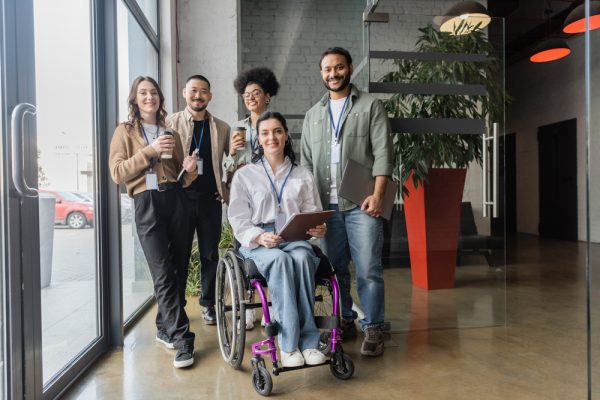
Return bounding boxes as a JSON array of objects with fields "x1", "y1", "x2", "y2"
[
  {"x1": 277, "y1": 210, "x2": 335, "y2": 242},
  {"x1": 338, "y1": 159, "x2": 398, "y2": 220}
]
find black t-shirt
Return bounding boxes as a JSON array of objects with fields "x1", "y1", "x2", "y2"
[{"x1": 187, "y1": 119, "x2": 217, "y2": 195}]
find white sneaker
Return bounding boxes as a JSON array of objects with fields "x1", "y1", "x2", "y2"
[
  {"x1": 245, "y1": 308, "x2": 255, "y2": 330},
  {"x1": 280, "y1": 349, "x2": 304, "y2": 367},
  {"x1": 302, "y1": 348, "x2": 327, "y2": 365}
]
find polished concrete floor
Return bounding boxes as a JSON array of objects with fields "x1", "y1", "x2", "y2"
[{"x1": 64, "y1": 235, "x2": 595, "y2": 399}]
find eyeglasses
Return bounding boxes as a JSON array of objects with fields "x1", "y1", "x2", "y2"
[{"x1": 241, "y1": 89, "x2": 264, "y2": 100}]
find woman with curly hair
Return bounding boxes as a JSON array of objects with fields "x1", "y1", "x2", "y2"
[
  {"x1": 223, "y1": 67, "x2": 280, "y2": 330},
  {"x1": 224, "y1": 67, "x2": 280, "y2": 174},
  {"x1": 109, "y1": 76, "x2": 198, "y2": 368}
]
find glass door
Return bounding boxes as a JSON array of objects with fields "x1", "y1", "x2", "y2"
[
  {"x1": 0, "y1": 8, "x2": 6, "y2": 397},
  {"x1": 360, "y1": 5, "x2": 507, "y2": 332},
  {"x1": 1, "y1": 0, "x2": 104, "y2": 397}
]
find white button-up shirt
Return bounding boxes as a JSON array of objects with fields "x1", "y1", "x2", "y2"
[{"x1": 228, "y1": 156, "x2": 322, "y2": 248}]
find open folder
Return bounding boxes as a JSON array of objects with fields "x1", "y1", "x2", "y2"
[
  {"x1": 277, "y1": 210, "x2": 335, "y2": 242},
  {"x1": 338, "y1": 159, "x2": 398, "y2": 220}
]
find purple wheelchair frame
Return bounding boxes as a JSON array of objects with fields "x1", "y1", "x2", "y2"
[{"x1": 250, "y1": 274, "x2": 341, "y2": 372}]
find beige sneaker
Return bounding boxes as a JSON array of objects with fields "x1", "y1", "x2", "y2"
[
  {"x1": 302, "y1": 348, "x2": 327, "y2": 365},
  {"x1": 361, "y1": 327, "x2": 384, "y2": 356}
]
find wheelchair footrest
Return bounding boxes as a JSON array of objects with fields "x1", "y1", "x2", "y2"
[
  {"x1": 315, "y1": 316, "x2": 340, "y2": 330},
  {"x1": 264, "y1": 322, "x2": 278, "y2": 337}
]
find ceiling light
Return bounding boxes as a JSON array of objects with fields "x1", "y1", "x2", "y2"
[
  {"x1": 437, "y1": 1, "x2": 491, "y2": 35},
  {"x1": 563, "y1": 1, "x2": 600, "y2": 34},
  {"x1": 529, "y1": 38, "x2": 571, "y2": 63}
]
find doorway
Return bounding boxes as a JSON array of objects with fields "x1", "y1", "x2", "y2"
[{"x1": 538, "y1": 119, "x2": 578, "y2": 241}]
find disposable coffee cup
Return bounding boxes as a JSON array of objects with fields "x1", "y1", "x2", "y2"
[
  {"x1": 233, "y1": 127, "x2": 246, "y2": 146},
  {"x1": 160, "y1": 128, "x2": 173, "y2": 159}
]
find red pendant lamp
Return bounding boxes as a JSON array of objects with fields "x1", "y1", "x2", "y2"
[
  {"x1": 530, "y1": 7, "x2": 571, "y2": 63},
  {"x1": 529, "y1": 38, "x2": 571, "y2": 62},
  {"x1": 563, "y1": 1, "x2": 600, "y2": 33}
]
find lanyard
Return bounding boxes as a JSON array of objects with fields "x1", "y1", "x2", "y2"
[
  {"x1": 261, "y1": 158, "x2": 294, "y2": 210},
  {"x1": 249, "y1": 125, "x2": 257, "y2": 151},
  {"x1": 192, "y1": 119, "x2": 206, "y2": 152},
  {"x1": 328, "y1": 95, "x2": 350, "y2": 143},
  {"x1": 140, "y1": 124, "x2": 158, "y2": 169},
  {"x1": 140, "y1": 123, "x2": 159, "y2": 144}
]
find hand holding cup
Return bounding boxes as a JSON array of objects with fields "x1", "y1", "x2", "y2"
[{"x1": 230, "y1": 127, "x2": 246, "y2": 156}]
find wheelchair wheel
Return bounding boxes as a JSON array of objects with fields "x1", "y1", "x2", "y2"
[
  {"x1": 216, "y1": 250, "x2": 246, "y2": 369},
  {"x1": 330, "y1": 351, "x2": 354, "y2": 380},
  {"x1": 251, "y1": 365, "x2": 273, "y2": 396},
  {"x1": 314, "y1": 280, "x2": 334, "y2": 354}
]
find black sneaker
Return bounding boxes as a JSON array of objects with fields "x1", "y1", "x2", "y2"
[
  {"x1": 156, "y1": 330, "x2": 174, "y2": 349},
  {"x1": 202, "y1": 305, "x2": 217, "y2": 325},
  {"x1": 173, "y1": 345, "x2": 194, "y2": 368},
  {"x1": 361, "y1": 327, "x2": 384, "y2": 357},
  {"x1": 340, "y1": 318, "x2": 357, "y2": 340}
]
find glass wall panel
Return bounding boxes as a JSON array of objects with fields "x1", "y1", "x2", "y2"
[
  {"x1": 589, "y1": 0, "x2": 600, "y2": 395},
  {"x1": 0, "y1": 38, "x2": 5, "y2": 400},
  {"x1": 365, "y1": 12, "x2": 506, "y2": 332},
  {"x1": 135, "y1": 0, "x2": 158, "y2": 33},
  {"x1": 32, "y1": 0, "x2": 100, "y2": 384},
  {"x1": 116, "y1": 0, "x2": 159, "y2": 322}
]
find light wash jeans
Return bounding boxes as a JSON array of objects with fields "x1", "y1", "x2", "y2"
[
  {"x1": 322, "y1": 205, "x2": 385, "y2": 330},
  {"x1": 240, "y1": 237, "x2": 321, "y2": 353}
]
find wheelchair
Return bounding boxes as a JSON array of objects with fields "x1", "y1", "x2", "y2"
[{"x1": 215, "y1": 243, "x2": 355, "y2": 396}]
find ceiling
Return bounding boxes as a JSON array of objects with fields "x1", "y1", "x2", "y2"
[{"x1": 488, "y1": 0, "x2": 582, "y2": 63}]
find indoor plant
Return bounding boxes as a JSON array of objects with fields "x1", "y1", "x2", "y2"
[
  {"x1": 382, "y1": 22, "x2": 505, "y2": 289},
  {"x1": 186, "y1": 222, "x2": 234, "y2": 296}
]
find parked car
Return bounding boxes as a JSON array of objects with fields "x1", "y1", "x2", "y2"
[
  {"x1": 40, "y1": 189, "x2": 94, "y2": 229},
  {"x1": 73, "y1": 192, "x2": 93, "y2": 203}
]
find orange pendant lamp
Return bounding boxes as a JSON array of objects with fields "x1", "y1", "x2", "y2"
[
  {"x1": 529, "y1": 38, "x2": 571, "y2": 62},
  {"x1": 530, "y1": 7, "x2": 571, "y2": 63},
  {"x1": 563, "y1": 1, "x2": 600, "y2": 33}
]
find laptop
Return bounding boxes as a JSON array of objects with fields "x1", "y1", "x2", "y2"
[{"x1": 338, "y1": 159, "x2": 398, "y2": 220}]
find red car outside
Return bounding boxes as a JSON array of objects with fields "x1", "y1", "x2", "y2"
[{"x1": 40, "y1": 190, "x2": 94, "y2": 229}]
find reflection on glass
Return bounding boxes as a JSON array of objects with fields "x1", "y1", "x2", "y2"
[
  {"x1": 365, "y1": 14, "x2": 506, "y2": 331},
  {"x1": 135, "y1": 0, "x2": 158, "y2": 33},
  {"x1": 33, "y1": 0, "x2": 99, "y2": 384},
  {"x1": 0, "y1": 39, "x2": 4, "y2": 399},
  {"x1": 117, "y1": 0, "x2": 158, "y2": 321},
  {"x1": 590, "y1": 13, "x2": 600, "y2": 397}
]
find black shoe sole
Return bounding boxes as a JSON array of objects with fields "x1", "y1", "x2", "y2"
[{"x1": 203, "y1": 319, "x2": 217, "y2": 325}]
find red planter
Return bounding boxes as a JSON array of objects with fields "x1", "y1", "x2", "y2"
[{"x1": 403, "y1": 168, "x2": 467, "y2": 290}]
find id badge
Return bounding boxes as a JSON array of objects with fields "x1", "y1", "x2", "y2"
[
  {"x1": 275, "y1": 211, "x2": 286, "y2": 233},
  {"x1": 145, "y1": 172, "x2": 158, "y2": 190},
  {"x1": 331, "y1": 142, "x2": 341, "y2": 164},
  {"x1": 197, "y1": 158, "x2": 204, "y2": 175}
]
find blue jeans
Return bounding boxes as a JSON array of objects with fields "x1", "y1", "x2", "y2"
[
  {"x1": 240, "y1": 239, "x2": 321, "y2": 353},
  {"x1": 322, "y1": 205, "x2": 384, "y2": 330}
]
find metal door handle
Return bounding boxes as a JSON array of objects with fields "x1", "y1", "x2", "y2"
[
  {"x1": 483, "y1": 122, "x2": 499, "y2": 218},
  {"x1": 10, "y1": 103, "x2": 38, "y2": 198}
]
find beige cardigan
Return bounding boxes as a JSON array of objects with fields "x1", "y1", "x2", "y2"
[
  {"x1": 109, "y1": 122, "x2": 196, "y2": 197},
  {"x1": 166, "y1": 108, "x2": 231, "y2": 203}
]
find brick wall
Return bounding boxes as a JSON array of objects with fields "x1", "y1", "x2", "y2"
[{"x1": 177, "y1": 0, "x2": 492, "y2": 234}]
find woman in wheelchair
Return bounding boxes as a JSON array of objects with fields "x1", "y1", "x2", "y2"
[{"x1": 227, "y1": 111, "x2": 327, "y2": 368}]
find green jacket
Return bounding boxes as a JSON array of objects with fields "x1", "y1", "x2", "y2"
[{"x1": 300, "y1": 85, "x2": 393, "y2": 211}]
